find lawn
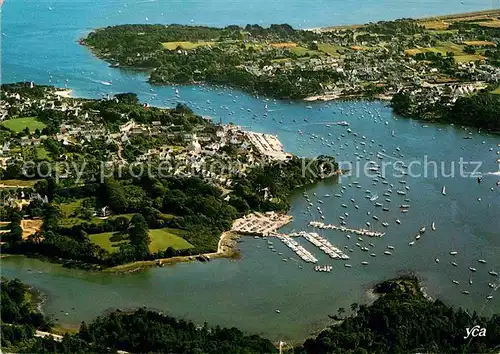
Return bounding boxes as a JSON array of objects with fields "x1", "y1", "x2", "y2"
[
  {"x1": 1, "y1": 117, "x2": 46, "y2": 133},
  {"x1": 463, "y1": 40, "x2": 496, "y2": 47},
  {"x1": 270, "y1": 42, "x2": 297, "y2": 48},
  {"x1": 317, "y1": 43, "x2": 345, "y2": 56},
  {"x1": 289, "y1": 46, "x2": 323, "y2": 57},
  {"x1": 149, "y1": 228, "x2": 194, "y2": 253},
  {"x1": 0, "y1": 179, "x2": 38, "y2": 187},
  {"x1": 162, "y1": 41, "x2": 215, "y2": 50},
  {"x1": 454, "y1": 55, "x2": 485, "y2": 63},
  {"x1": 420, "y1": 21, "x2": 450, "y2": 30},
  {"x1": 36, "y1": 147, "x2": 51, "y2": 161},
  {"x1": 491, "y1": 87, "x2": 500, "y2": 95},
  {"x1": 478, "y1": 20, "x2": 500, "y2": 28},
  {"x1": 89, "y1": 228, "x2": 194, "y2": 253}
]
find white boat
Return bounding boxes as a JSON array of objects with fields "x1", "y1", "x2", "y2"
[
  {"x1": 409, "y1": 241, "x2": 415, "y2": 246},
  {"x1": 487, "y1": 295, "x2": 493, "y2": 300},
  {"x1": 361, "y1": 261, "x2": 369, "y2": 265},
  {"x1": 416, "y1": 235, "x2": 421, "y2": 240},
  {"x1": 478, "y1": 259, "x2": 486, "y2": 264},
  {"x1": 384, "y1": 251, "x2": 392, "y2": 255},
  {"x1": 489, "y1": 270, "x2": 498, "y2": 276},
  {"x1": 344, "y1": 264, "x2": 352, "y2": 268},
  {"x1": 419, "y1": 226, "x2": 426, "y2": 234},
  {"x1": 387, "y1": 246, "x2": 395, "y2": 250},
  {"x1": 469, "y1": 267, "x2": 477, "y2": 272},
  {"x1": 395, "y1": 219, "x2": 401, "y2": 225},
  {"x1": 442, "y1": 186, "x2": 446, "y2": 195},
  {"x1": 431, "y1": 222, "x2": 436, "y2": 231},
  {"x1": 450, "y1": 251, "x2": 458, "y2": 255},
  {"x1": 451, "y1": 262, "x2": 458, "y2": 267},
  {"x1": 100, "y1": 80, "x2": 112, "y2": 86},
  {"x1": 435, "y1": 258, "x2": 439, "y2": 263},
  {"x1": 461, "y1": 290, "x2": 470, "y2": 295},
  {"x1": 452, "y1": 280, "x2": 459, "y2": 285},
  {"x1": 275, "y1": 309, "x2": 281, "y2": 313}
]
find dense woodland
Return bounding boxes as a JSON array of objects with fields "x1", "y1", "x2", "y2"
[
  {"x1": 391, "y1": 91, "x2": 500, "y2": 130},
  {"x1": 2, "y1": 277, "x2": 499, "y2": 353},
  {"x1": 297, "y1": 277, "x2": 500, "y2": 354},
  {"x1": 0, "y1": 278, "x2": 277, "y2": 353}
]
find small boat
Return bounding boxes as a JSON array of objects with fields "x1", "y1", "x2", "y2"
[
  {"x1": 469, "y1": 278, "x2": 473, "y2": 285},
  {"x1": 487, "y1": 295, "x2": 493, "y2": 300},
  {"x1": 435, "y1": 258, "x2": 439, "y2": 263},
  {"x1": 416, "y1": 235, "x2": 421, "y2": 240},
  {"x1": 344, "y1": 264, "x2": 352, "y2": 268},
  {"x1": 431, "y1": 222, "x2": 436, "y2": 231},
  {"x1": 488, "y1": 283, "x2": 495, "y2": 289},
  {"x1": 387, "y1": 246, "x2": 395, "y2": 250},
  {"x1": 382, "y1": 222, "x2": 389, "y2": 227},
  {"x1": 409, "y1": 241, "x2": 415, "y2": 246},
  {"x1": 442, "y1": 186, "x2": 446, "y2": 195},
  {"x1": 461, "y1": 290, "x2": 470, "y2": 295},
  {"x1": 341, "y1": 204, "x2": 348, "y2": 208},
  {"x1": 275, "y1": 309, "x2": 281, "y2": 313},
  {"x1": 361, "y1": 261, "x2": 369, "y2": 265},
  {"x1": 489, "y1": 270, "x2": 498, "y2": 276},
  {"x1": 451, "y1": 262, "x2": 458, "y2": 267},
  {"x1": 395, "y1": 219, "x2": 401, "y2": 225},
  {"x1": 478, "y1": 259, "x2": 486, "y2": 264},
  {"x1": 450, "y1": 251, "x2": 458, "y2": 255},
  {"x1": 372, "y1": 215, "x2": 379, "y2": 221},
  {"x1": 370, "y1": 253, "x2": 376, "y2": 257},
  {"x1": 452, "y1": 280, "x2": 459, "y2": 285},
  {"x1": 469, "y1": 267, "x2": 477, "y2": 272},
  {"x1": 419, "y1": 226, "x2": 426, "y2": 234},
  {"x1": 384, "y1": 251, "x2": 392, "y2": 255}
]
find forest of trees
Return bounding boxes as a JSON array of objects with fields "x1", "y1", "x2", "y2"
[
  {"x1": 0, "y1": 278, "x2": 276, "y2": 353},
  {"x1": 298, "y1": 276, "x2": 500, "y2": 354},
  {"x1": 391, "y1": 91, "x2": 500, "y2": 130}
]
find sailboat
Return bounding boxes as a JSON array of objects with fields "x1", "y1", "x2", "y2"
[
  {"x1": 442, "y1": 186, "x2": 446, "y2": 195},
  {"x1": 431, "y1": 222, "x2": 436, "y2": 231}
]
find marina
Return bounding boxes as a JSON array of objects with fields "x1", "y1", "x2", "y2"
[
  {"x1": 231, "y1": 212, "x2": 293, "y2": 236},
  {"x1": 276, "y1": 234, "x2": 318, "y2": 263}
]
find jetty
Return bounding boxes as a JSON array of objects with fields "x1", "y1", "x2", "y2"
[
  {"x1": 276, "y1": 234, "x2": 318, "y2": 263},
  {"x1": 291, "y1": 231, "x2": 350, "y2": 260},
  {"x1": 309, "y1": 221, "x2": 385, "y2": 237},
  {"x1": 231, "y1": 212, "x2": 293, "y2": 236}
]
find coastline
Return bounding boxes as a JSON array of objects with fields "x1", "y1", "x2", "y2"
[
  {"x1": 104, "y1": 231, "x2": 240, "y2": 273},
  {"x1": 54, "y1": 89, "x2": 73, "y2": 98}
]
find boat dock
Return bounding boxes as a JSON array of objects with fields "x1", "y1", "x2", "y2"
[
  {"x1": 276, "y1": 234, "x2": 318, "y2": 263},
  {"x1": 231, "y1": 212, "x2": 293, "y2": 236},
  {"x1": 294, "y1": 231, "x2": 350, "y2": 260},
  {"x1": 309, "y1": 221, "x2": 385, "y2": 237}
]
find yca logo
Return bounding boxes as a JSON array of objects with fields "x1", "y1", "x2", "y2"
[{"x1": 464, "y1": 325, "x2": 486, "y2": 339}]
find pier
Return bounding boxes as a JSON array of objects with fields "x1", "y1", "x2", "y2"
[
  {"x1": 294, "y1": 231, "x2": 350, "y2": 260},
  {"x1": 276, "y1": 234, "x2": 318, "y2": 263},
  {"x1": 309, "y1": 221, "x2": 385, "y2": 238}
]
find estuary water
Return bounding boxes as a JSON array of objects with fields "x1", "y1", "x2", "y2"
[{"x1": 1, "y1": 0, "x2": 499, "y2": 343}]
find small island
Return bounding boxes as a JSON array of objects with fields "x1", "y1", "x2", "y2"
[{"x1": 82, "y1": 10, "x2": 500, "y2": 129}]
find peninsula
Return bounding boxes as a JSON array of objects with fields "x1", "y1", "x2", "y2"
[
  {"x1": 0, "y1": 83, "x2": 339, "y2": 271},
  {"x1": 82, "y1": 10, "x2": 500, "y2": 129}
]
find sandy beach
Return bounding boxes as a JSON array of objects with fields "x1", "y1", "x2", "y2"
[{"x1": 54, "y1": 89, "x2": 73, "y2": 98}]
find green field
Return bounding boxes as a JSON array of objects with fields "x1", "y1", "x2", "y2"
[
  {"x1": 1, "y1": 117, "x2": 46, "y2": 133},
  {"x1": 289, "y1": 46, "x2": 323, "y2": 57},
  {"x1": 162, "y1": 41, "x2": 215, "y2": 50},
  {"x1": 491, "y1": 87, "x2": 500, "y2": 95},
  {"x1": 0, "y1": 179, "x2": 38, "y2": 187},
  {"x1": 58, "y1": 199, "x2": 136, "y2": 227},
  {"x1": 317, "y1": 43, "x2": 345, "y2": 56},
  {"x1": 148, "y1": 229, "x2": 194, "y2": 253},
  {"x1": 36, "y1": 147, "x2": 51, "y2": 161},
  {"x1": 89, "y1": 228, "x2": 194, "y2": 253},
  {"x1": 454, "y1": 54, "x2": 485, "y2": 63}
]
